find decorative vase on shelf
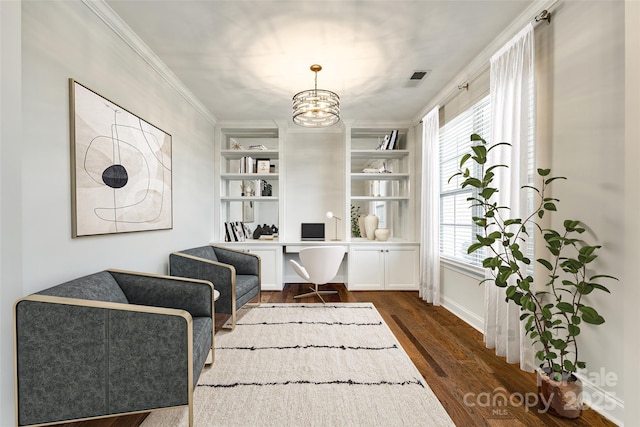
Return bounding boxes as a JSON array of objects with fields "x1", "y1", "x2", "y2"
[
  {"x1": 374, "y1": 228, "x2": 390, "y2": 242},
  {"x1": 364, "y1": 214, "x2": 378, "y2": 240},
  {"x1": 358, "y1": 215, "x2": 366, "y2": 238}
]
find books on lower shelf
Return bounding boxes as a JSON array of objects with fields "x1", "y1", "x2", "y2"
[{"x1": 225, "y1": 221, "x2": 252, "y2": 242}]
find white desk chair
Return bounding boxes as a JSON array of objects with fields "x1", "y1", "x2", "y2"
[{"x1": 290, "y1": 246, "x2": 345, "y2": 303}]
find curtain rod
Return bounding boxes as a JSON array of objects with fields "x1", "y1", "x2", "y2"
[
  {"x1": 414, "y1": 0, "x2": 558, "y2": 124},
  {"x1": 534, "y1": 9, "x2": 552, "y2": 25}
]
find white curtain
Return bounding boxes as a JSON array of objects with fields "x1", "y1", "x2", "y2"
[
  {"x1": 484, "y1": 23, "x2": 536, "y2": 372},
  {"x1": 419, "y1": 106, "x2": 440, "y2": 304}
]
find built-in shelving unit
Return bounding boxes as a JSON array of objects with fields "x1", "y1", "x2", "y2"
[
  {"x1": 214, "y1": 125, "x2": 284, "y2": 243},
  {"x1": 213, "y1": 123, "x2": 418, "y2": 291},
  {"x1": 347, "y1": 127, "x2": 414, "y2": 241}
]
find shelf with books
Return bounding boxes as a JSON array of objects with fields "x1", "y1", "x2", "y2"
[
  {"x1": 347, "y1": 126, "x2": 414, "y2": 243},
  {"x1": 220, "y1": 150, "x2": 279, "y2": 161},
  {"x1": 215, "y1": 126, "x2": 283, "y2": 245},
  {"x1": 221, "y1": 173, "x2": 279, "y2": 181},
  {"x1": 221, "y1": 196, "x2": 279, "y2": 202}
]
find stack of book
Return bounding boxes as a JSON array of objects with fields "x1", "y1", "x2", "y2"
[
  {"x1": 377, "y1": 129, "x2": 399, "y2": 150},
  {"x1": 225, "y1": 221, "x2": 252, "y2": 242},
  {"x1": 240, "y1": 156, "x2": 255, "y2": 173}
]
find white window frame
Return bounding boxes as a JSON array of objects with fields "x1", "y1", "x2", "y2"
[{"x1": 439, "y1": 95, "x2": 491, "y2": 268}]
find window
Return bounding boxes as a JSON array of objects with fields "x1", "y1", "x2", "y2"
[{"x1": 439, "y1": 95, "x2": 491, "y2": 267}]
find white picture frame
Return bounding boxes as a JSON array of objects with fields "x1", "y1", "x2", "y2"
[
  {"x1": 257, "y1": 159, "x2": 271, "y2": 173},
  {"x1": 70, "y1": 79, "x2": 172, "y2": 237}
]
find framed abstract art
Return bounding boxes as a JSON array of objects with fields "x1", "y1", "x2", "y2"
[{"x1": 69, "y1": 79, "x2": 172, "y2": 237}]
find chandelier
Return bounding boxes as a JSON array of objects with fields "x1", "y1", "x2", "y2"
[{"x1": 292, "y1": 64, "x2": 340, "y2": 127}]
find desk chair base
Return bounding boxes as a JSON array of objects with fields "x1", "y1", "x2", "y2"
[{"x1": 294, "y1": 284, "x2": 337, "y2": 304}]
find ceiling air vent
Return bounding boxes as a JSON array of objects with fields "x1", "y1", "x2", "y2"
[{"x1": 404, "y1": 70, "x2": 431, "y2": 88}]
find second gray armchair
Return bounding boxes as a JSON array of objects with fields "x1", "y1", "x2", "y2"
[{"x1": 169, "y1": 245, "x2": 261, "y2": 329}]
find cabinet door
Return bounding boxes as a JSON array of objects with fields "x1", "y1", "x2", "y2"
[
  {"x1": 384, "y1": 246, "x2": 419, "y2": 290},
  {"x1": 246, "y1": 246, "x2": 282, "y2": 291},
  {"x1": 348, "y1": 246, "x2": 384, "y2": 290}
]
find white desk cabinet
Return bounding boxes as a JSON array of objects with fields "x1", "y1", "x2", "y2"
[
  {"x1": 348, "y1": 244, "x2": 419, "y2": 291},
  {"x1": 219, "y1": 243, "x2": 283, "y2": 291}
]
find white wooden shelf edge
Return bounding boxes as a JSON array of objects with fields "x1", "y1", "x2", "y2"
[
  {"x1": 350, "y1": 196, "x2": 409, "y2": 201},
  {"x1": 350, "y1": 150, "x2": 409, "y2": 159},
  {"x1": 350, "y1": 173, "x2": 409, "y2": 180},
  {"x1": 221, "y1": 150, "x2": 280, "y2": 160},
  {"x1": 221, "y1": 173, "x2": 279, "y2": 180},
  {"x1": 221, "y1": 196, "x2": 279, "y2": 201}
]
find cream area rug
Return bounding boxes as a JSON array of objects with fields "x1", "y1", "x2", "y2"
[{"x1": 141, "y1": 303, "x2": 455, "y2": 426}]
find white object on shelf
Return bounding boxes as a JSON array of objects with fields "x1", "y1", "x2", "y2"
[
  {"x1": 363, "y1": 214, "x2": 378, "y2": 240},
  {"x1": 374, "y1": 228, "x2": 390, "y2": 241}
]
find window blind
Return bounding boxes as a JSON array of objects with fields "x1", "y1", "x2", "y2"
[{"x1": 439, "y1": 95, "x2": 491, "y2": 267}]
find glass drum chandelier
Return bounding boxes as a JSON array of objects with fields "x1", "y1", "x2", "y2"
[{"x1": 292, "y1": 64, "x2": 340, "y2": 127}]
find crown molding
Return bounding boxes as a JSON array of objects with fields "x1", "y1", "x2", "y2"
[
  {"x1": 412, "y1": 0, "x2": 559, "y2": 125},
  {"x1": 82, "y1": 0, "x2": 217, "y2": 125}
]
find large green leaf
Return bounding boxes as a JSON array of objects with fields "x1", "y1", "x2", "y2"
[
  {"x1": 537, "y1": 258, "x2": 553, "y2": 270},
  {"x1": 556, "y1": 302, "x2": 574, "y2": 313},
  {"x1": 460, "y1": 153, "x2": 472, "y2": 167},
  {"x1": 545, "y1": 176, "x2": 567, "y2": 185},
  {"x1": 468, "y1": 242, "x2": 484, "y2": 254},
  {"x1": 579, "y1": 306, "x2": 605, "y2": 325},
  {"x1": 470, "y1": 133, "x2": 486, "y2": 143},
  {"x1": 568, "y1": 324, "x2": 581, "y2": 336},
  {"x1": 564, "y1": 360, "x2": 576, "y2": 373}
]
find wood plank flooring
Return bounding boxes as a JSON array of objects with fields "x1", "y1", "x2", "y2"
[{"x1": 61, "y1": 284, "x2": 616, "y2": 427}]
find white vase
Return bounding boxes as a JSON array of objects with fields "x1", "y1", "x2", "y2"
[
  {"x1": 374, "y1": 228, "x2": 390, "y2": 242},
  {"x1": 364, "y1": 214, "x2": 378, "y2": 240},
  {"x1": 357, "y1": 215, "x2": 366, "y2": 238}
]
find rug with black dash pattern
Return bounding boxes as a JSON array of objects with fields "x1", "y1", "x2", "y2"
[{"x1": 141, "y1": 303, "x2": 455, "y2": 426}]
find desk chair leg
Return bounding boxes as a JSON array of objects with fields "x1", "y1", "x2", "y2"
[{"x1": 294, "y1": 284, "x2": 337, "y2": 304}]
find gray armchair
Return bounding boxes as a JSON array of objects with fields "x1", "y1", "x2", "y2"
[
  {"x1": 14, "y1": 269, "x2": 214, "y2": 427},
  {"x1": 169, "y1": 245, "x2": 261, "y2": 330}
]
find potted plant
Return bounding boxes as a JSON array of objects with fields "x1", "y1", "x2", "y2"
[
  {"x1": 350, "y1": 204, "x2": 363, "y2": 237},
  {"x1": 451, "y1": 134, "x2": 616, "y2": 418}
]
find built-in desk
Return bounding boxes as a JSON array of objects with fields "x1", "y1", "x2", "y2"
[
  {"x1": 284, "y1": 242, "x2": 348, "y2": 253},
  {"x1": 214, "y1": 240, "x2": 419, "y2": 292}
]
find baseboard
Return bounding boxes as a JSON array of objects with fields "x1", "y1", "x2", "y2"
[
  {"x1": 440, "y1": 295, "x2": 624, "y2": 425},
  {"x1": 577, "y1": 372, "x2": 624, "y2": 426},
  {"x1": 441, "y1": 295, "x2": 484, "y2": 333}
]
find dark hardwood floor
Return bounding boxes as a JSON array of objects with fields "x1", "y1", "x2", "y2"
[{"x1": 62, "y1": 284, "x2": 616, "y2": 426}]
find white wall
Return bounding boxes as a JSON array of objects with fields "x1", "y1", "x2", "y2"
[
  {"x1": 541, "y1": 2, "x2": 624, "y2": 420},
  {"x1": 438, "y1": 2, "x2": 626, "y2": 423},
  {"x1": 624, "y1": 2, "x2": 640, "y2": 425},
  {"x1": 1, "y1": 1, "x2": 216, "y2": 423},
  {"x1": 20, "y1": 0, "x2": 216, "y2": 290},
  {"x1": 284, "y1": 130, "x2": 345, "y2": 241},
  {"x1": 0, "y1": 0, "x2": 24, "y2": 423}
]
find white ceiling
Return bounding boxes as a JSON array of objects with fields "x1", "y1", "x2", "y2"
[{"x1": 106, "y1": 0, "x2": 535, "y2": 126}]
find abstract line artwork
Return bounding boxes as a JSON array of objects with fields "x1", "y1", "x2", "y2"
[{"x1": 70, "y1": 80, "x2": 172, "y2": 237}]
